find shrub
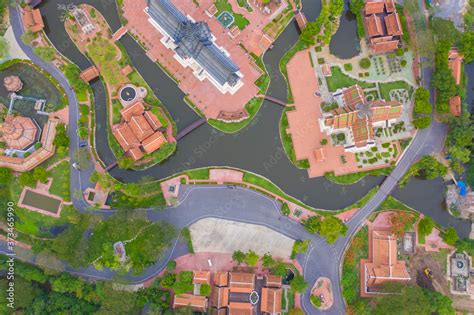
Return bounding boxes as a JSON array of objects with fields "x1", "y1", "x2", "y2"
[
  {"x1": 396, "y1": 48, "x2": 404, "y2": 56},
  {"x1": 336, "y1": 133, "x2": 345, "y2": 141},
  {"x1": 382, "y1": 143, "x2": 390, "y2": 148},
  {"x1": 318, "y1": 57, "x2": 325, "y2": 64},
  {"x1": 400, "y1": 59, "x2": 407, "y2": 67},
  {"x1": 200, "y1": 283, "x2": 211, "y2": 296},
  {"x1": 281, "y1": 203, "x2": 290, "y2": 216},
  {"x1": 344, "y1": 63, "x2": 353, "y2": 71},
  {"x1": 359, "y1": 58, "x2": 371, "y2": 69},
  {"x1": 320, "y1": 138, "x2": 328, "y2": 145},
  {"x1": 166, "y1": 260, "x2": 176, "y2": 271},
  {"x1": 311, "y1": 295, "x2": 322, "y2": 307}
]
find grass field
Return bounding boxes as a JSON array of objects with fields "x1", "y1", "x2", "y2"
[
  {"x1": 379, "y1": 80, "x2": 413, "y2": 101},
  {"x1": 48, "y1": 161, "x2": 71, "y2": 201},
  {"x1": 214, "y1": 0, "x2": 250, "y2": 30},
  {"x1": 208, "y1": 97, "x2": 264, "y2": 133},
  {"x1": 325, "y1": 167, "x2": 393, "y2": 185},
  {"x1": 326, "y1": 66, "x2": 376, "y2": 92}
]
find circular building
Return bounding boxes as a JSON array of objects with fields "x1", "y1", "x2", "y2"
[
  {"x1": 118, "y1": 84, "x2": 148, "y2": 107},
  {"x1": 3, "y1": 75, "x2": 23, "y2": 92},
  {"x1": 0, "y1": 115, "x2": 38, "y2": 150}
]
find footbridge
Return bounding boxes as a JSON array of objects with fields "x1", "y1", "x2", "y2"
[
  {"x1": 176, "y1": 118, "x2": 207, "y2": 141},
  {"x1": 263, "y1": 95, "x2": 287, "y2": 106}
]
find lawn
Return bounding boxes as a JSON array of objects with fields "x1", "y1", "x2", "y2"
[
  {"x1": 214, "y1": 0, "x2": 250, "y2": 30},
  {"x1": 324, "y1": 167, "x2": 392, "y2": 185},
  {"x1": 376, "y1": 195, "x2": 417, "y2": 213},
  {"x1": 112, "y1": 99, "x2": 122, "y2": 124},
  {"x1": 379, "y1": 80, "x2": 413, "y2": 101},
  {"x1": 325, "y1": 66, "x2": 376, "y2": 92},
  {"x1": 185, "y1": 168, "x2": 211, "y2": 180},
  {"x1": 48, "y1": 161, "x2": 71, "y2": 201},
  {"x1": 279, "y1": 107, "x2": 310, "y2": 169}
]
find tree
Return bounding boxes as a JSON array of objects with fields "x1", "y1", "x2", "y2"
[
  {"x1": 160, "y1": 273, "x2": 176, "y2": 288},
  {"x1": 232, "y1": 250, "x2": 246, "y2": 264},
  {"x1": 290, "y1": 275, "x2": 308, "y2": 293},
  {"x1": 96, "y1": 283, "x2": 137, "y2": 314},
  {"x1": 317, "y1": 216, "x2": 348, "y2": 244},
  {"x1": 390, "y1": 212, "x2": 416, "y2": 236},
  {"x1": 413, "y1": 87, "x2": 432, "y2": 115},
  {"x1": 200, "y1": 284, "x2": 211, "y2": 296},
  {"x1": 64, "y1": 63, "x2": 89, "y2": 93},
  {"x1": 359, "y1": 58, "x2": 371, "y2": 69},
  {"x1": 262, "y1": 253, "x2": 274, "y2": 268},
  {"x1": 77, "y1": 126, "x2": 88, "y2": 139},
  {"x1": 304, "y1": 216, "x2": 321, "y2": 234},
  {"x1": 118, "y1": 157, "x2": 134, "y2": 169},
  {"x1": 460, "y1": 30, "x2": 474, "y2": 63},
  {"x1": 413, "y1": 116, "x2": 431, "y2": 129},
  {"x1": 311, "y1": 295, "x2": 322, "y2": 307},
  {"x1": 54, "y1": 124, "x2": 70, "y2": 148},
  {"x1": 442, "y1": 227, "x2": 459, "y2": 246},
  {"x1": 173, "y1": 271, "x2": 193, "y2": 295},
  {"x1": 418, "y1": 216, "x2": 434, "y2": 237},
  {"x1": 0, "y1": 167, "x2": 12, "y2": 182},
  {"x1": 33, "y1": 166, "x2": 48, "y2": 183},
  {"x1": 18, "y1": 171, "x2": 35, "y2": 187},
  {"x1": 21, "y1": 30, "x2": 36, "y2": 45},
  {"x1": 167, "y1": 260, "x2": 176, "y2": 271},
  {"x1": 34, "y1": 47, "x2": 56, "y2": 62},
  {"x1": 245, "y1": 250, "x2": 259, "y2": 266}
]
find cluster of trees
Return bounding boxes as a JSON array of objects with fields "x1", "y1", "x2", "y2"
[
  {"x1": 400, "y1": 155, "x2": 448, "y2": 186},
  {"x1": 349, "y1": 0, "x2": 365, "y2": 38},
  {"x1": 299, "y1": 0, "x2": 344, "y2": 46},
  {"x1": 63, "y1": 63, "x2": 89, "y2": 94},
  {"x1": 34, "y1": 46, "x2": 56, "y2": 63},
  {"x1": 304, "y1": 215, "x2": 348, "y2": 244},
  {"x1": 442, "y1": 227, "x2": 459, "y2": 246},
  {"x1": 0, "y1": 256, "x2": 175, "y2": 314},
  {"x1": 53, "y1": 123, "x2": 70, "y2": 157},
  {"x1": 412, "y1": 87, "x2": 432, "y2": 129},
  {"x1": 446, "y1": 114, "x2": 472, "y2": 174},
  {"x1": 371, "y1": 283, "x2": 455, "y2": 314},
  {"x1": 417, "y1": 216, "x2": 435, "y2": 239},
  {"x1": 38, "y1": 211, "x2": 176, "y2": 274},
  {"x1": 161, "y1": 271, "x2": 194, "y2": 295},
  {"x1": 389, "y1": 211, "x2": 417, "y2": 236},
  {"x1": 432, "y1": 40, "x2": 459, "y2": 112}
]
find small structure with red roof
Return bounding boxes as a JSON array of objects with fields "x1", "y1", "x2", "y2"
[
  {"x1": 21, "y1": 5, "x2": 44, "y2": 33},
  {"x1": 448, "y1": 49, "x2": 463, "y2": 116}
]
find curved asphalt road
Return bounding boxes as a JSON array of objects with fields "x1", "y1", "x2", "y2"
[{"x1": 3, "y1": 4, "x2": 446, "y2": 315}]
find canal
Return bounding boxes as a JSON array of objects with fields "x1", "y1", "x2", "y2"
[{"x1": 38, "y1": 1, "x2": 471, "y2": 235}]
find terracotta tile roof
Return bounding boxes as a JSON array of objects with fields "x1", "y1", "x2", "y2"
[
  {"x1": 128, "y1": 147, "x2": 144, "y2": 161},
  {"x1": 385, "y1": 0, "x2": 396, "y2": 12},
  {"x1": 129, "y1": 115, "x2": 154, "y2": 141},
  {"x1": 173, "y1": 294, "x2": 208, "y2": 311},
  {"x1": 294, "y1": 11, "x2": 308, "y2": 30},
  {"x1": 364, "y1": 0, "x2": 385, "y2": 14},
  {"x1": 193, "y1": 270, "x2": 211, "y2": 284},
  {"x1": 448, "y1": 49, "x2": 463, "y2": 85},
  {"x1": 79, "y1": 66, "x2": 100, "y2": 82},
  {"x1": 365, "y1": 14, "x2": 384, "y2": 37},
  {"x1": 120, "y1": 65, "x2": 134, "y2": 76},
  {"x1": 362, "y1": 230, "x2": 410, "y2": 290},
  {"x1": 22, "y1": 6, "x2": 44, "y2": 33},
  {"x1": 212, "y1": 286, "x2": 229, "y2": 309},
  {"x1": 229, "y1": 302, "x2": 253, "y2": 314},
  {"x1": 229, "y1": 273, "x2": 255, "y2": 293},
  {"x1": 343, "y1": 85, "x2": 366, "y2": 108},
  {"x1": 120, "y1": 101, "x2": 145, "y2": 122},
  {"x1": 449, "y1": 96, "x2": 461, "y2": 117},
  {"x1": 321, "y1": 64, "x2": 332, "y2": 77},
  {"x1": 144, "y1": 111, "x2": 163, "y2": 130},
  {"x1": 0, "y1": 115, "x2": 38, "y2": 150},
  {"x1": 261, "y1": 287, "x2": 282, "y2": 314},
  {"x1": 214, "y1": 272, "x2": 229, "y2": 287},
  {"x1": 314, "y1": 148, "x2": 326, "y2": 162},
  {"x1": 113, "y1": 123, "x2": 140, "y2": 151},
  {"x1": 370, "y1": 37, "x2": 400, "y2": 53},
  {"x1": 385, "y1": 13, "x2": 403, "y2": 36},
  {"x1": 265, "y1": 275, "x2": 282, "y2": 288},
  {"x1": 141, "y1": 131, "x2": 166, "y2": 153}
]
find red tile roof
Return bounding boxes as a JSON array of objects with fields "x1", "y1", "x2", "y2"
[
  {"x1": 229, "y1": 273, "x2": 255, "y2": 293},
  {"x1": 120, "y1": 101, "x2": 145, "y2": 122},
  {"x1": 0, "y1": 115, "x2": 38, "y2": 150},
  {"x1": 228, "y1": 302, "x2": 253, "y2": 314},
  {"x1": 261, "y1": 288, "x2": 282, "y2": 314},
  {"x1": 265, "y1": 275, "x2": 282, "y2": 288},
  {"x1": 370, "y1": 37, "x2": 400, "y2": 53},
  {"x1": 448, "y1": 49, "x2": 463, "y2": 85},
  {"x1": 365, "y1": 14, "x2": 384, "y2": 37},
  {"x1": 214, "y1": 272, "x2": 229, "y2": 287},
  {"x1": 364, "y1": 0, "x2": 385, "y2": 14},
  {"x1": 321, "y1": 64, "x2": 332, "y2": 77},
  {"x1": 129, "y1": 115, "x2": 154, "y2": 141},
  {"x1": 385, "y1": 0, "x2": 396, "y2": 12},
  {"x1": 385, "y1": 13, "x2": 403, "y2": 36},
  {"x1": 449, "y1": 96, "x2": 461, "y2": 117},
  {"x1": 212, "y1": 287, "x2": 229, "y2": 309},
  {"x1": 343, "y1": 85, "x2": 365, "y2": 108},
  {"x1": 173, "y1": 294, "x2": 208, "y2": 311},
  {"x1": 144, "y1": 111, "x2": 163, "y2": 130},
  {"x1": 314, "y1": 148, "x2": 326, "y2": 162},
  {"x1": 141, "y1": 131, "x2": 167, "y2": 153},
  {"x1": 22, "y1": 6, "x2": 44, "y2": 33},
  {"x1": 128, "y1": 147, "x2": 144, "y2": 161},
  {"x1": 193, "y1": 270, "x2": 211, "y2": 284},
  {"x1": 362, "y1": 230, "x2": 410, "y2": 291},
  {"x1": 113, "y1": 123, "x2": 140, "y2": 152}
]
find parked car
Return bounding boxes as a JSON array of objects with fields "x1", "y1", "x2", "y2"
[{"x1": 79, "y1": 141, "x2": 88, "y2": 148}]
